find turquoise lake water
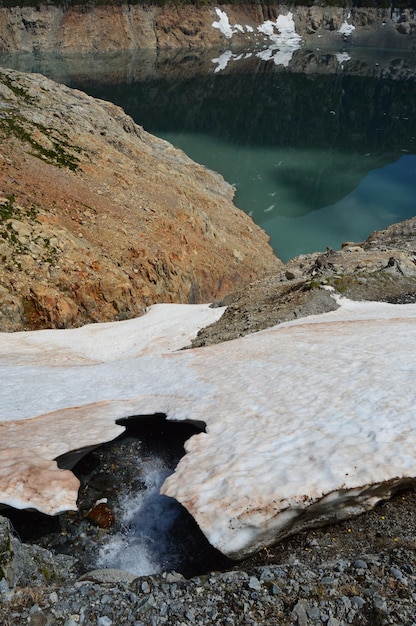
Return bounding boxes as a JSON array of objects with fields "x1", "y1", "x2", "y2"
[{"x1": 1, "y1": 47, "x2": 416, "y2": 261}]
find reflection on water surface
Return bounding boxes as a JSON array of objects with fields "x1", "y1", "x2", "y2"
[{"x1": 1, "y1": 47, "x2": 415, "y2": 260}]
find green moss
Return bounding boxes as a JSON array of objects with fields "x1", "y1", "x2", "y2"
[
  {"x1": 0, "y1": 195, "x2": 38, "y2": 224},
  {"x1": 0, "y1": 70, "x2": 32, "y2": 103},
  {"x1": 40, "y1": 565, "x2": 51, "y2": 581},
  {"x1": 0, "y1": 197, "x2": 46, "y2": 268},
  {"x1": 0, "y1": 115, "x2": 80, "y2": 171},
  {"x1": 304, "y1": 279, "x2": 323, "y2": 291}
]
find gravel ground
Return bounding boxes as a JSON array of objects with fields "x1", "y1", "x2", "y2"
[{"x1": 3, "y1": 489, "x2": 416, "y2": 626}]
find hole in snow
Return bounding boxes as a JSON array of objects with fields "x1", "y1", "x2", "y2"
[{"x1": 3, "y1": 414, "x2": 232, "y2": 579}]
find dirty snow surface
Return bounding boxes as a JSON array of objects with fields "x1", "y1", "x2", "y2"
[{"x1": 1, "y1": 296, "x2": 416, "y2": 559}]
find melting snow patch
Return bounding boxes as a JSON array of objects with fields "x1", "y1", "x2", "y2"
[
  {"x1": 211, "y1": 10, "x2": 301, "y2": 71},
  {"x1": 212, "y1": 8, "x2": 234, "y2": 39},
  {"x1": 336, "y1": 52, "x2": 351, "y2": 66},
  {"x1": 256, "y1": 12, "x2": 302, "y2": 67},
  {"x1": 2, "y1": 297, "x2": 416, "y2": 560},
  {"x1": 339, "y1": 19, "x2": 355, "y2": 37},
  {"x1": 211, "y1": 8, "x2": 248, "y2": 39},
  {"x1": 257, "y1": 12, "x2": 302, "y2": 48}
]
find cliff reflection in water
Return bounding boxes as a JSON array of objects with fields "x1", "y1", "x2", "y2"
[{"x1": 2, "y1": 47, "x2": 416, "y2": 260}]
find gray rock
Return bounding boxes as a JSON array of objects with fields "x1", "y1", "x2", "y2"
[
  {"x1": 78, "y1": 568, "x2": 137, "y2": 585},
  {"x1": 248, "y1": 576, "x2": 261, "y2": 591},
  {"x1": 291, "y1": 599, "x2": 309, "y2": 626}
]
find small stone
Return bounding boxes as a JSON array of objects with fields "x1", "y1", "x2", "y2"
[
  {"x1": 100, "y1": 594, "x2": 112, "y2": 604},
  {"x1": 97, "y1": 618, "x2": 112, "y2": 626},
  {"x1": 165, "y1": 572, "x2": 185, "y2": 583},
  {"x1": 141, "y1": 580, "x2": 151, "y2": 594},
  {"x1": 269, "y1": 583, "x2": 280, "y2": 596},
  {"x1": 390, "y1": 566, "x2": 404, "y2": 580},
  {"x1": 248, "y1": 576, "x2": 261, "y2": 591},
  {"x1": 87, "y1": 502, "x2": 115, "y2": 528},
  {"x1": 49, "y1": 591, "x2": 58, "y2": 603},
  {"x1": 78, "y1": 568, "x2": 136, "y2": 585},
  {"x1": 351, "y1": 596, "x2": 365, "y2": 608},
  {"x1": 373, "y1": 594, "x2": 387, "y2": 612},
  {"x1": 137, "y1": 594, "x2": 156, "y2": 613},
  {"x1": 354, "y1": 559, "x2": 368, "y2": 569},
  {"x1": 291, "y1": 599, "x2": 309, "y2": 626},
  {"x1": 307, "y1": 606, "x2": 320, "y2": 619}
]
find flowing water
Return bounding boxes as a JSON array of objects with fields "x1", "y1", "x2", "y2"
[{"x1": 1, "y1": 46, "x2": 416, "y2": 260}]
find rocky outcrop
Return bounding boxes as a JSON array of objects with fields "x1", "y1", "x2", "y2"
[
  {"x1": 0, "y1": 4, "x2": 415, "y2": 53},
  {"x1": 0, "y1": 68, "x2": 279, "y2": 331},
  {"x1": 0, "y1": 516, "x2": 76, "y2": 589},
  {"x1": 193, "y1": 217, "x2": 416, "y2": 345}
]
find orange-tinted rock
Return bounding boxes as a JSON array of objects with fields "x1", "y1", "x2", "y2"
[
  {"x1": 0, "y1": 69, "x2": 280, "y2": 331},
  {"x1": 87, "y1": 503, "x2": 115, "y2": 529}
]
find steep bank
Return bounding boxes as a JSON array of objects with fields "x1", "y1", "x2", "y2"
[
  {"x1": 0, "y1": 4, "x2": 415, "y2": 53},
  {"x1": 0, "y1": 68, "x2": 279, "y2": 331}
]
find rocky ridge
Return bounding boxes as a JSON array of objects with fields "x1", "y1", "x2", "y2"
[
  {"x1": 193, "y1": 217, "x2": 416, "y2": 346},
  {"x1": 0, "y1": 68, "x2": 279, "y2": 331},
  {"x1": 0, "y1": 4, "x2": 415, "y2": 54}
]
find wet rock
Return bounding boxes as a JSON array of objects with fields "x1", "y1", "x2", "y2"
[{"x1": 87, "y1": 503, "x2": 115, "y2": 529}]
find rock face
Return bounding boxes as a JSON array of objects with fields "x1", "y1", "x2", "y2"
[
  {"x1": 0, "y1": 68, "x2": 279, "y2": 331},
  {"x1": 0, "y1": 4, "x2": 414, "y2": 53},
  {"x1": 193, "y1": 217, "x2": 416, "y2": 345}
]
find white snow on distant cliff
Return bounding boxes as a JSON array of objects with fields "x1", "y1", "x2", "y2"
[
  {"x1": 1, "y1": 295, "x2": 416, "y2": 560},
  {"x1": 211, "y1": 9, "x2": 302, "y2": 71},
  {"x1": 339, "y1": 13, "x2": 355, "y2": 37},
  {"x1": 212, "y1": 8, "x2": 252, "y2": 39}
]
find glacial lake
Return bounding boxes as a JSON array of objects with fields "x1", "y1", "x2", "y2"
[{"x1": 1, "y1": 46, "x2": 416, "y2": 261}]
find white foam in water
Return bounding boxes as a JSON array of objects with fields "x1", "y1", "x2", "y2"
[{"x1": 97, "y1": 456, "x2": 184, "y2": 576}]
